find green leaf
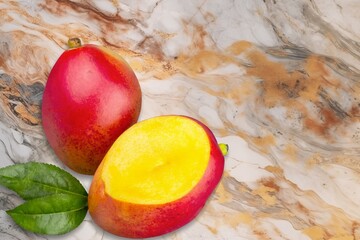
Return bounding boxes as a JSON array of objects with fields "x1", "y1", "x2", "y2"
[
  {"x1": 0, "y1": 162, "x2": 87, "y2": 200},
  {"x1": 7, "y1": 193, "x2": 88, "y2": 235}
]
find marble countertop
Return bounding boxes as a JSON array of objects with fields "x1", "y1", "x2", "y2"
[{"x1": 1, "y1": 0, "x2": 359, "y2": 239}]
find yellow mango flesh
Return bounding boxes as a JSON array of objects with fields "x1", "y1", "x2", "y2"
[{"x1": 101, "y1": 116, "x2": 210, "y2": 204}]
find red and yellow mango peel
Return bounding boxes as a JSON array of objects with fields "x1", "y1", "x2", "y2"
[{"x1": 42, "y1": 38, "x2": 142, "y2": 174}]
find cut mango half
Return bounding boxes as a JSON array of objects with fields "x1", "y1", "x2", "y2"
[{"x1": 101, "y1": 116, "x2": 211, "y2": 204}]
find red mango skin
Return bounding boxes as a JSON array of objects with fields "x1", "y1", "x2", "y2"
[
  {"x1": 42, "y1": 44, "x2": 142, "y2": 175},
  {"x1": 88, "y1": 116, "x2": 225, "y2": 238}
]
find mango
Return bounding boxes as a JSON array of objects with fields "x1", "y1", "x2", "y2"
[
  {"x1": 88, "y1": 115, "x2": 226, "y2": 238},
  {"x1": 42, "y1": 38, "x2": 142, "y2": 174}
]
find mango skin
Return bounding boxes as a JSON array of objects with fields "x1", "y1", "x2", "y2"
[
  {"x1": 42, "y1": 44, "x2": 142, "y2": 175},
  {"x1": 88, "y1": 116, "x2": 224, "y2": 238}
]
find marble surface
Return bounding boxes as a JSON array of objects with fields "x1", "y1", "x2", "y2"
[{"x1": 1, "y1": 0, "x2": 360, "y2": 239}]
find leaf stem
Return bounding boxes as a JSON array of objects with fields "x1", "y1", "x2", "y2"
[
  {"x1": 67, "y1": 38, "x2": 82, "y2": 49},
  {"x1": 218, "y1": 143, "x2": 229, "y2": 156}
]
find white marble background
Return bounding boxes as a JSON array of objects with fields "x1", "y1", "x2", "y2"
[{"x1": 1, "y1": 0, "x2": 360, "y2": 239}]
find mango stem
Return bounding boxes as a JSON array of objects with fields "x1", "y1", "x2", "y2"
[
  {"x1": 67, "y1": 38, "x2": 82, "y2": 49},
  {"x1": 218, "y1": 143, "x2": 229, "y2": 156}
]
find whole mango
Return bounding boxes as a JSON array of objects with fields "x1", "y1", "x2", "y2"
[{"x1": 42, "y1": 38, "x2": 142, "y2": 175}]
